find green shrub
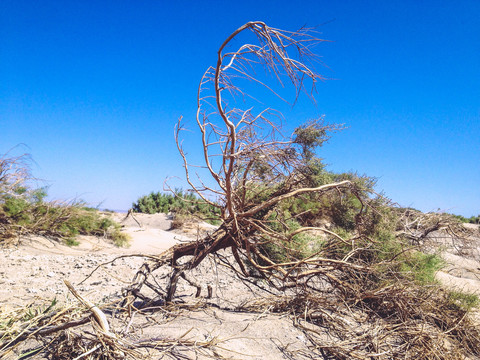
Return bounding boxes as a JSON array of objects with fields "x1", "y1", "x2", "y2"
[
  {"x1": 257, "y1": 213, "x2": 330, "y2": 264},
  {"x1": 110, "y1": 230, "x2": 130, "y2": 247},
  {"x1": 400, "y1": 252, "x2": 445, "y2": 285},
  {"x1": 451, "y1": 213, "x2": 480, "y2": 224},
  {"x1": 448, "y1": 291, "x2": 480, "y2": 311},
  {"x1": 1, "y1": 192, "x2": 130, "y2": 247},
  {"x1": 57, "y1": 208, "x2": 130, "y2": 247},
  {"x1": 253, "y1": 170, "x2": 446, "y2": 291},
  {"x1": 132, "y1": 190, "x2": 220, "y2": 224},
  {"x1": 3, "y1": 196, "x2": 29, "y2": 218},
  {"x1": 0, "y1": 152, "x2": 128, "y2": 246},
  {"x1": 367, "y1": 220, "x2": 445, "y2": 286}
]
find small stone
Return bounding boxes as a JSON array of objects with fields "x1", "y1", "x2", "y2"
[{"x1": 47, "y1": 272, "x2": 55, "y2": 277}]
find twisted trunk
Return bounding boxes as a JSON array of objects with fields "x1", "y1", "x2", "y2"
[{"x1": 124, "y1": 224, "x2": 237, "y2": 304}]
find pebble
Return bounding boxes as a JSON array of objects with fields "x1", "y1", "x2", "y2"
[{"x1": 296, "y1": 335, "x2": 306, "y2": 343}]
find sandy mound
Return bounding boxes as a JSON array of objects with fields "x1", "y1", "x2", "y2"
[{"x1": 430, "y1": 224, "x2": 480, "y2": 296}]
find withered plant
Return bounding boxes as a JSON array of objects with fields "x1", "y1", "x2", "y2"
[
  {"x1": 0, "y1": 149, "x2": 32, "y2": 198},
  {"x1": 121, "y1": 21, "x2": 480, "y2": 359},
  {"x1": 124, "y1": 21, "x2": 365, "y2": 303}
]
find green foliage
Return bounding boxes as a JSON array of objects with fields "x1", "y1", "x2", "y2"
[
  {"x1": 293, "y1": 119, "x2": 343, "y2": 162},
  {"x1": 448, "y1": 291, "x2": 480, "y2": 311},
  {"x1": 3, "y1": 196, "x2": 29, "y2": 219},
  {"x1": 290, "y1": 231, "x2": 323, "y2": 259},
  {"x1": 252, "y1": 154, "x2": 392, "y2": 266},
  {"x1": 0, "y1": 297, "x2": 59, "y2": 352},
  {"x1": 1, "y1": 190, "x2": 129, "y2": 247},
  {"x1": 51, "y1": 210, "x2": 129, "y2": 246},
  {"x1": 253, "y1": 155, "x2": 448, "y2": 292},
  {"x1": 258, "y1": 213, "x2": 328, "y2": 264},
  {"x1": 132, "y1": 191, "x2": 172, "y2": 214},
  {"x1": 31, "y1": 187, "x2": 48, "y2": 203},
  {"x1": 400, "y1": 252, "x2": 445, "y2": 285},
  {"x1": 451, "y1": 213, "x2": 480, "y2": 224},
  {"x1": 0, "y1": 298, "x2": 57, "y2": 335},
  {"x1": 64, "y1": 237, "x2": 80, "y2": 246},
  {"x1": 283, "y1": 156, "x2": 382, "y2": 233},
  {"x1": 373, "y1": 228, "x2": 401, "y2": 260},
  {"x1": 299, "y1": 158, "x2": 335, "y2": 188},
  {"x1": 362, "y1": 215, "x2": 445, "y2": 286},
  {"x1": 132, "y1": 190, "x2": 220, "y2": 223},
  {"x1": 110, "y1": 230, "x2": 130, "y2": 247},
  {"x1": 0, "y1": 151, "x2": 129, "y2": 247}
]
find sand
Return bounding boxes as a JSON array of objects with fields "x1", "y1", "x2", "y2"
[{"x1": 1, "y1": 213, "x2": 480, "y2": 359}]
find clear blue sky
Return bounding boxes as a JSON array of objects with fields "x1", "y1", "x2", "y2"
[{"x1": 1, "y1": 0, "x2": 479, "y2": 216}]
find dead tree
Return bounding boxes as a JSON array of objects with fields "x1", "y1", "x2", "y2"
[{"x1": 124, "y1": 21, "x2": 364, "y2": 304}]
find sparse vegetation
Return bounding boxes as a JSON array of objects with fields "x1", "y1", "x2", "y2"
[
  {"x1": 401, "y1": 251, "x2": 445, "y2": 284},
  {"x1": 0, "y1": 151, "x2": 129, "y2": 247}
]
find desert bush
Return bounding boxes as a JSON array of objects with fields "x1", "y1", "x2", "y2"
[
  {"x1": 400, "y1": 252, "x2": 445, "y2": 284},
  {"x1": 452, "y1": 213, "x2": 480, "y2": 224},
  {"x1": 0, "y1": 151, "x2": 129, "y2": 247},
  {"x1": 170, "y1": 213, "x2": 188, "y2": 230},
  {"x1": 132, "y1": 189, "x2": 220, "y2": 224},
  {"x1": 1, "y1": 196, "x2": 130, "y2": 247}
]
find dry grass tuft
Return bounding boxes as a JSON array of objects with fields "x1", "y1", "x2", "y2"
[{"x1": 242, "y1": 281, "x2": 480, "y2": 359}]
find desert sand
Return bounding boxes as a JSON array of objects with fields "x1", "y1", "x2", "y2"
[{"x1": 1, "y1": 213, "x2": 479, "y2": 359}]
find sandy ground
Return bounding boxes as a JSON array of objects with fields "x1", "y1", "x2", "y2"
[
  {"x1": 1, "y1": 214, "x2": 480, "y2": 359},
  {"x1": 0, "y1": 213, "x2": 316, "y2": 359},
  {"x1": 0, "y1": 213, "x2": 192, "y2": 307},
  {"x1": 429, "y1": 225, "x2": 480, "y2": 296}
]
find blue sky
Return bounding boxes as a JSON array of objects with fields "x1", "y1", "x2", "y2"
[{"x1": 1, "y1": 0, "x2": 479, "y2": 216}]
